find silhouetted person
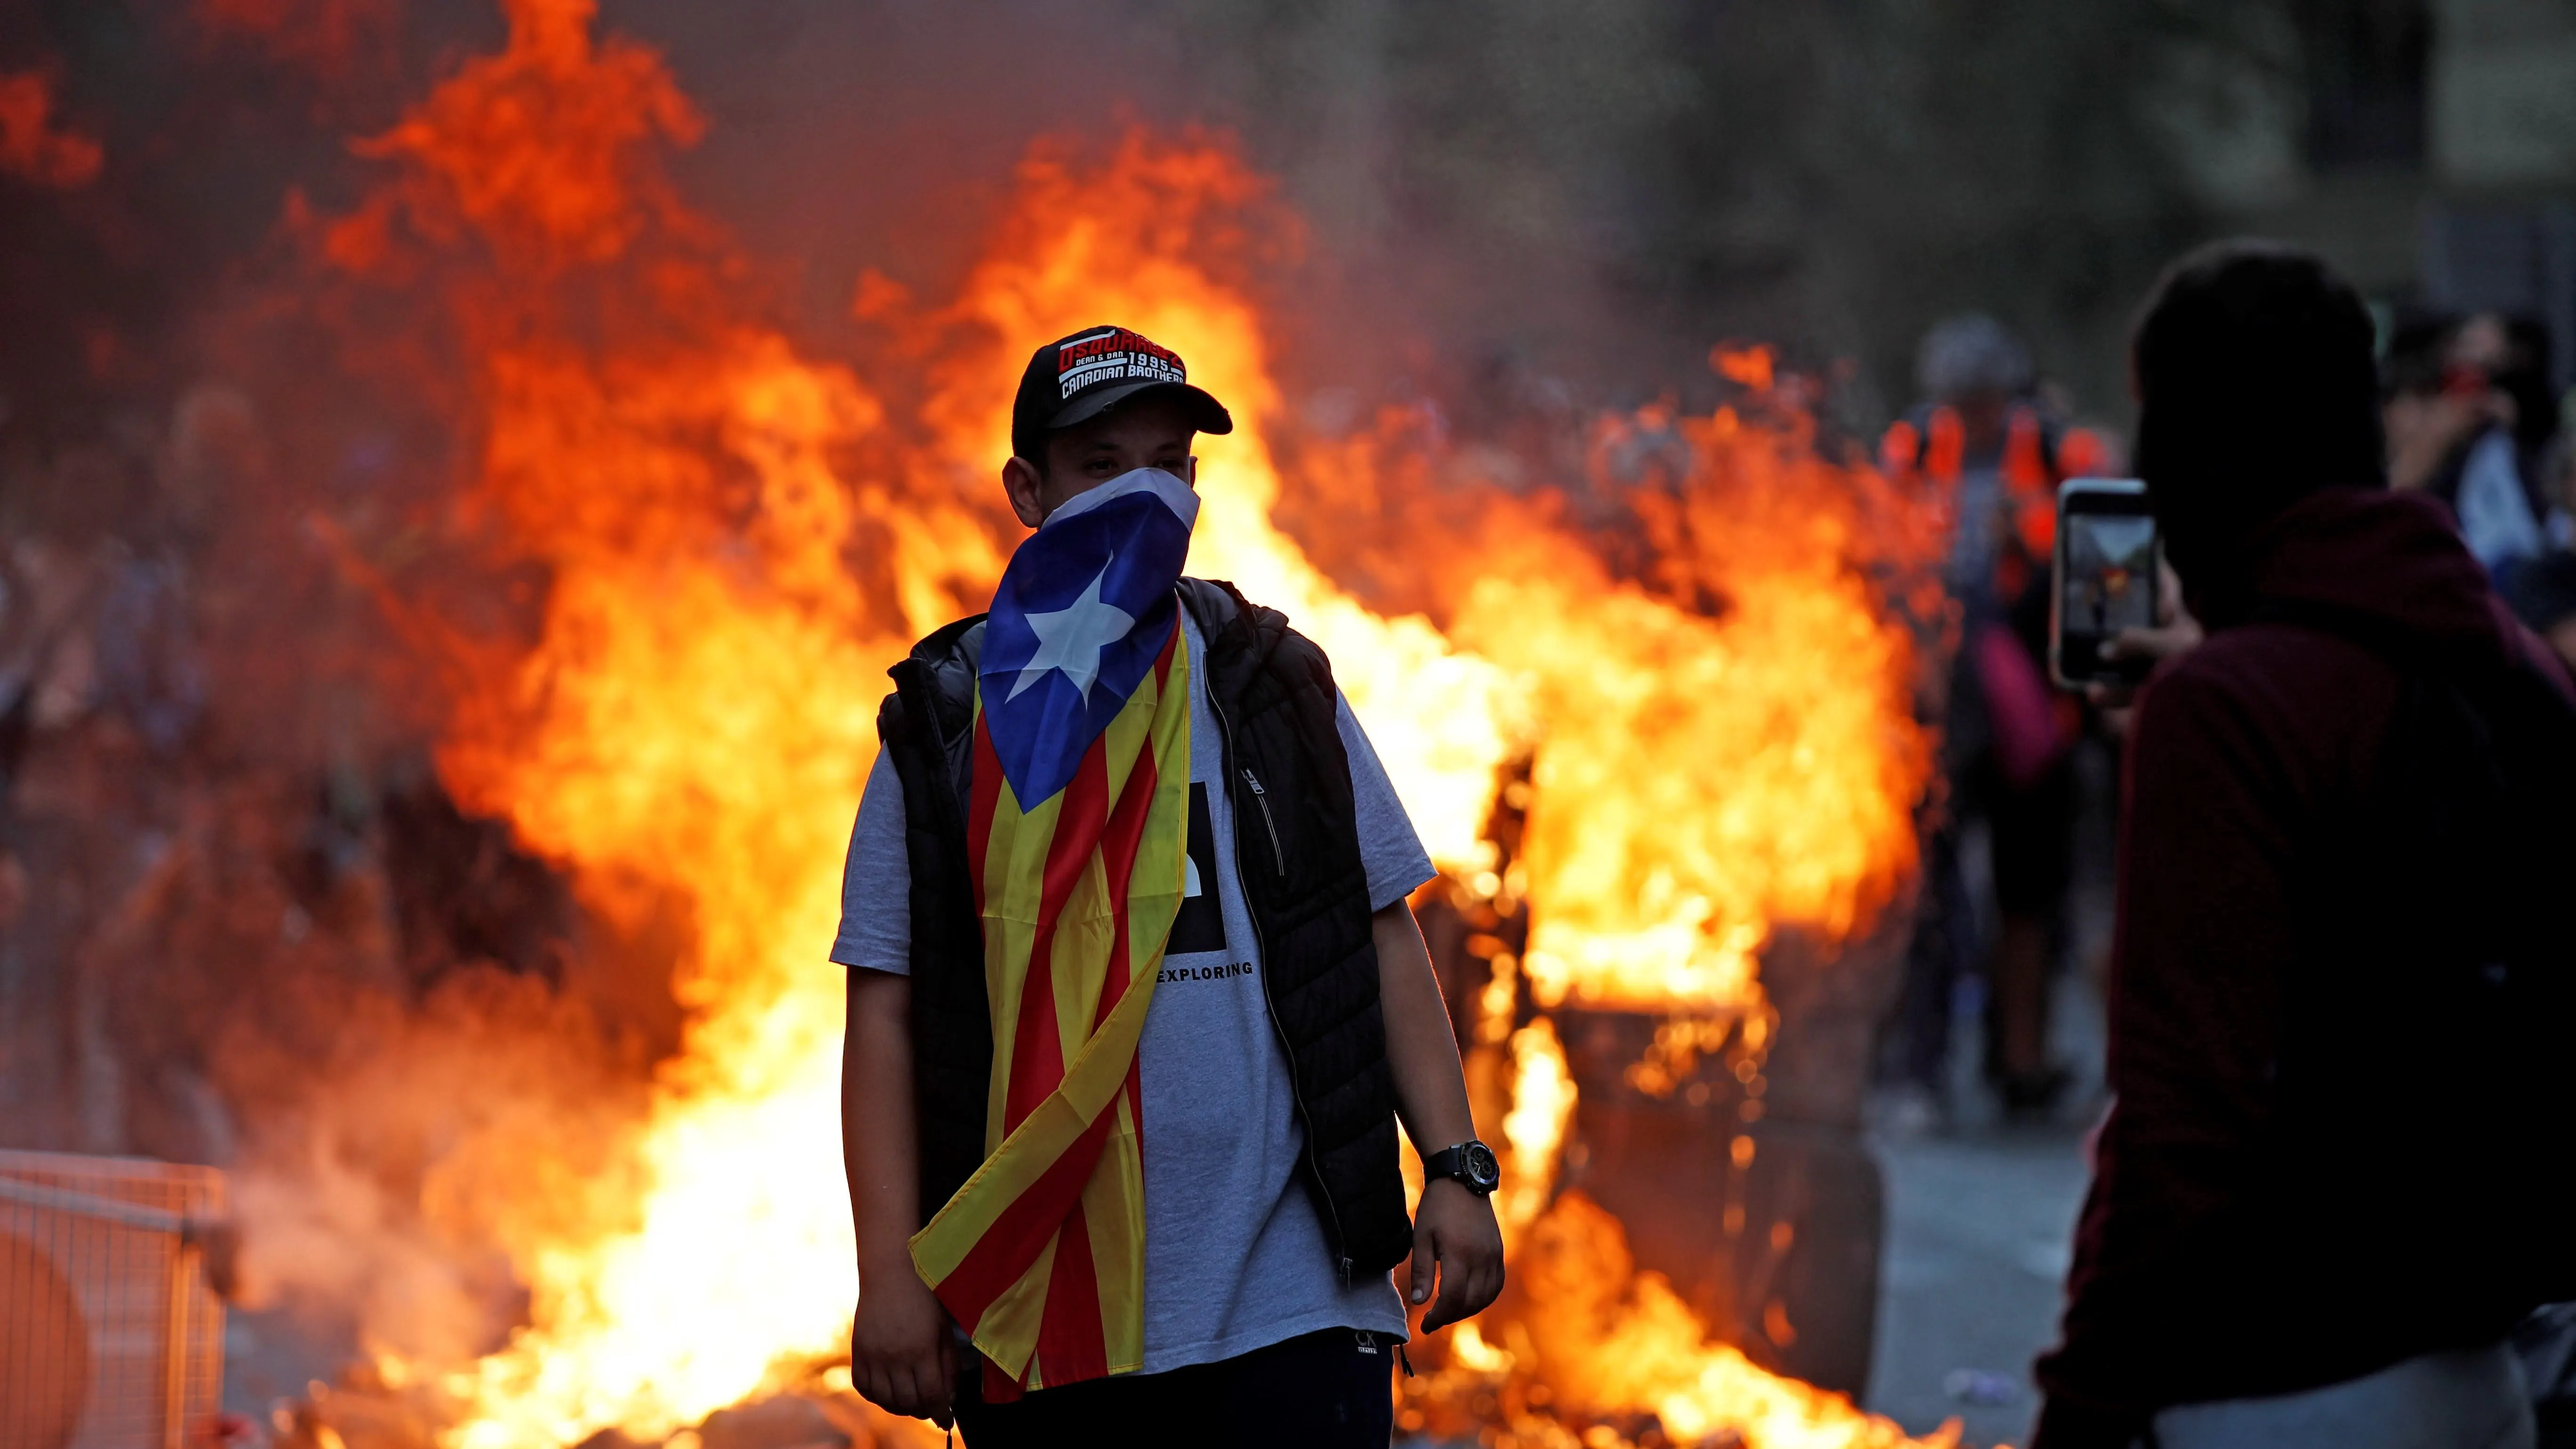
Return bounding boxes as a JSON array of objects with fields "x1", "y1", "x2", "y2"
[{"x1": 2033, "y1": 242, "x2": 2576, "y2": 1449}]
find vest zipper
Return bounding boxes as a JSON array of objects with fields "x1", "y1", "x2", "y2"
[
  {"x1": 1241, "y1": 767, "x2": 1287, "y2": 877},
  {"x1": 1207, "y1": 667, "x2": 1354, "y2": 1287}
]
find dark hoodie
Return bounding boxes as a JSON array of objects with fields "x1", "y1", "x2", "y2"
[{"x1": 2032, "y1": 488, "x2": 2573, "y2": 1445}]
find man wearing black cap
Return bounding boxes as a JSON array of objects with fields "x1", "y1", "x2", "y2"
[{"x1": 836, "y1": 326, "x2": 1504, "y2": 1446}]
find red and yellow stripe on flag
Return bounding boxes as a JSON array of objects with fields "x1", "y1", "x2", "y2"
[{"x1": 909, "y1": 617, "x2": 1190, "y2": 1395}]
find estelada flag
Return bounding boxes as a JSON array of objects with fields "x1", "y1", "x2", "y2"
[{"x1": 909, "y1": 468, "x2": 1197, "y2": 1395}]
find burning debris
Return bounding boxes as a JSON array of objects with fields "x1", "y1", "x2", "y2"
[{"x1": 8, "y1": 1, "x2": 1960, "y2": 1446}]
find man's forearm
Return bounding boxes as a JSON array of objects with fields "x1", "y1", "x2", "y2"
[
  {"x1": 843, "y1": 969, "x2": 925, "y2": 1283},
  {"x1": 1373, "y1": 901, "x2": 1476, "y2": 1151},
  {"x1": 1377, "y1": 897, "x2": 1505, "y2": 1328}
]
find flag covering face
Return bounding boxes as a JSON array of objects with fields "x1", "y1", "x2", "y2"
[{"x1": 909, "y1": 468, "x2": 1198, "y2": 1396}]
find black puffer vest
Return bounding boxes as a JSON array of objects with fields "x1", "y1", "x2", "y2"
[{"x1": 874, "y1": 577, "x2": 1412, "y2": 1281}]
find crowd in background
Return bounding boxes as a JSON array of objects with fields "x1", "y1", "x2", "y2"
[{"x1": 2383, "y1": 310, "x2": 2576, "y2": 679}]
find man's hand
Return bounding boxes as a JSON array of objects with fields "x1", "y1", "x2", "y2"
[
  {"x1": 2083, "y1": 559, "x2": 2203, "y2": 721},
  {"x1": 843, "y1": 969, "x2": 951, "y2": 1424},
  {"x1": 849, "y1": 1262, "x2": 956, "y2": 1426},
  {"x1": 1375, "y1": 897, "x2": 1506, "y2": 1333},
  {"x1": 1409, "y1": 1177, "x2": 1505, "y2": 1334}
]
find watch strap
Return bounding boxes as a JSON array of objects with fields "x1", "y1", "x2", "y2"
[{"x1": 1424, "y1": 1141, "x2": 1497, "y2": 1193}]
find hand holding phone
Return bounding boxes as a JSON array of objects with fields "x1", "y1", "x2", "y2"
[
  {"x1": 2051, "y1": 478, "x2": 2162, "y2": 690},
  {"x1": 2084, "y1": 563, "x2": 2202, "y2": 720}
]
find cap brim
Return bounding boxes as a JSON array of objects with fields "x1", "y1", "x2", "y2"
[{"x1": 1046, "y1": 380, "x2": 1234, "y2": 437}]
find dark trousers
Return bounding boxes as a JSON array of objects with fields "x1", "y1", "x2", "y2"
[{"x1": 955, "y1": 1327, "x2": 1396, "y2": 1448}]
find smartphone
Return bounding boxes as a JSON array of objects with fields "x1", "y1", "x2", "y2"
[{"x1": 2051, "y1": 478, "x2": 2160, "y2": 689}]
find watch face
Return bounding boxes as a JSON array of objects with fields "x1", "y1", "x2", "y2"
[{"x1": 1463, "y1": 1142, "x2": 1501, "y2": 1192}]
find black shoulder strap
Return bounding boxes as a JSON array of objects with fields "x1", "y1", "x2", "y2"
[
  {"x1": 1176, "y1": 576, "x2": 1248, "y2": 644},
  {"x1": 883, "y1": 614, "x2": 987, "y2": 809},
  {"x1": 877, "y1": 613, "x2": 997, "y2": 1226}
]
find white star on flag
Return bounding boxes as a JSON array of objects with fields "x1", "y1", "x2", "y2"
[{"x1": 1007, "y1": 561, "x2": 1136, "y2": 704}]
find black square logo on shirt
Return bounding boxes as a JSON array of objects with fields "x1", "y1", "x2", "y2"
[{"x1": 1166, "y1": 781, "x2": 1225, "y2": 955}]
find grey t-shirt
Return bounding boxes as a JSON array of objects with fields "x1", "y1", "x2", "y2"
[{"x1": 832, "y1": 604, "x2": 1431, "y2": 1372}]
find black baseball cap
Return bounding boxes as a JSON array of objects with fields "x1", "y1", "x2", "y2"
[{"x1": 1011, "y1": 325, "x2": 1234, "y2": 464}]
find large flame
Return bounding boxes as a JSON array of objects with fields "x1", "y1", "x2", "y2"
[
  {"x1": 901, "y1": 130, "x2": 1529, "y2": 869},
  {"x1": 308, "y1": 3, "x2": 1948, "y2": 1446},
  {"x1": 1457, "y1": 398, "x2": 1931, "y2": 1015}
]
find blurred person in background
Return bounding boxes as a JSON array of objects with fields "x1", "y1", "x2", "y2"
[
  {"x1": 2503, "y1": 406, "x2": 2576, "y2": 680},
  {"x1": 2548, "y1": 419, "x2": 2576, "y2": 545},
  {"x1": 2504, "y1": 551, "x2": 2576, "y2": 678},
  {"x1": 2033, "y1": 241, "x2": 2576, "y2": 1449},
  {"x1": 2384, "y1": 310, "x2": 2560, "y2": 581},
  {"x1": 1879, "y1": 314, "x2": 2106, "y2": 1125}
]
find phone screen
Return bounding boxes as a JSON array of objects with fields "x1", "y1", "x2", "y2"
[{"x1": 2053, "y1": 484, "x2": 2158, "y2": 687}]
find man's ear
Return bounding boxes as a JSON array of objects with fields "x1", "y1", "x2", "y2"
[{"x1": 1002, "y1": 456, "x2": 1048, "y2": 528}]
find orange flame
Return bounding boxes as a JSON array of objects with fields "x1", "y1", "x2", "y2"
[
  {"x1": 316, "y1": 1, "x2": 944, "y2": 1439},
  {"x1": 902, "y1": 129, "x2": 1530, "y2": 868},
  {"x1": 1504, "y1": 1195, "x2": 1958, "y2": 1449},
  {"x1": 298, "y1": 3, "x2": 1947, "y2": 1446},
  {"x1": 1498, "y1": 1019, "x2": 1576, "y2": 1242}
]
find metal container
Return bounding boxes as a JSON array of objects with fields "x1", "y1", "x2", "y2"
[
  {"x1": 1550, "y1": 918, "x2": 1912, "y2": 1396},
  {"x1": 1, "y1": 1151, "x2": 226, "y2": 1449}
]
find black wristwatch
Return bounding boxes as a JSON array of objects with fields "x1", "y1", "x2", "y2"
[{"x1": 1424, "y1": 1140, "x2": 1501, "y2": 1196}]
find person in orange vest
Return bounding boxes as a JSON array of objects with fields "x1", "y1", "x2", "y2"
[{"x1": 1878, "y1": 314, "x2": 2113, "y2": 1125}]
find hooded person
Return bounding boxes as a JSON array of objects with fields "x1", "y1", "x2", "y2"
[{"x1": 2031, "y1": 242, "x2": 2576, "y2": 1449}]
